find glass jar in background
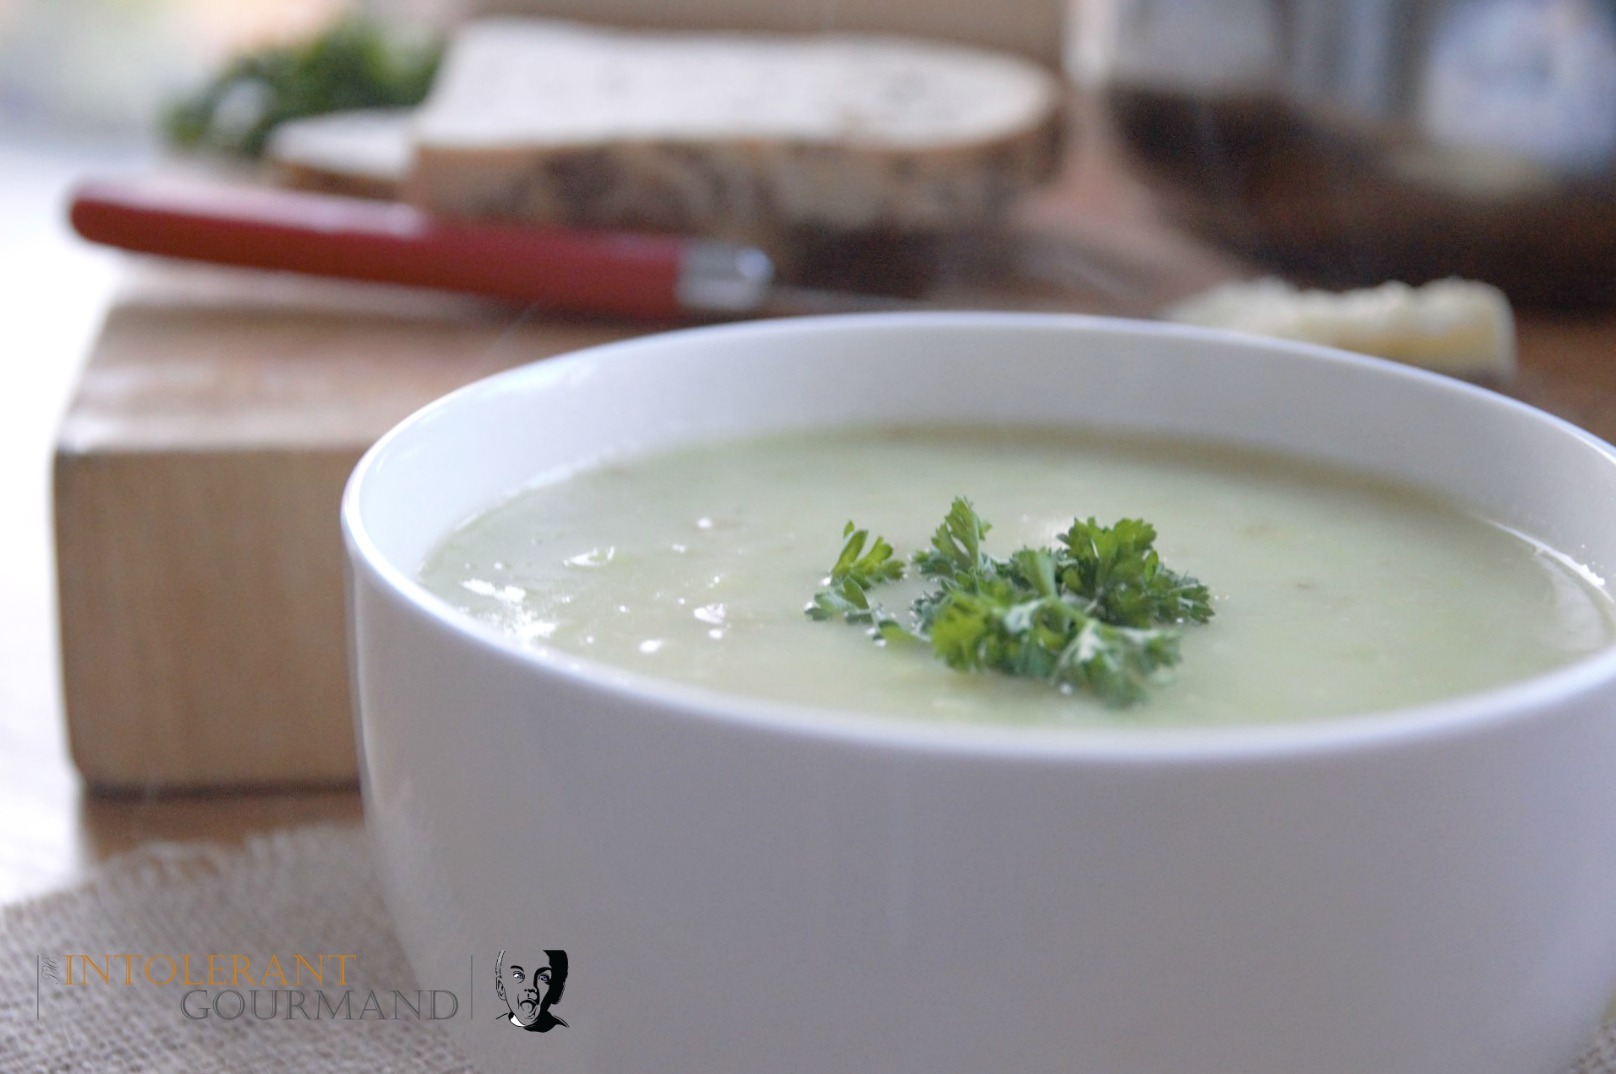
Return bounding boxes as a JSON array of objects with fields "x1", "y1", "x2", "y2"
[{"x1": 1069, "y1": 0, "x2": 1616, "y2": 307}]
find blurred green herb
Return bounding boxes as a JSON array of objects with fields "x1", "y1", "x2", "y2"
[
  {"x1": 807, "y1": 498, "x2": 1214, "y2": 707},
  {"x1": 163, "y1": 16, "x2": 442, "y2": 159}
]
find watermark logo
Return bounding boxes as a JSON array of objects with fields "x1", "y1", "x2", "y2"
[
  {"x1": 493, "y1": 949, "x2": 569, "y2": 1032},
  {"x1": 30, "y1": 948, "x2": 576, "y2": 1030},
  {"x1": 32, "y1": 952, "x2": 459, "y2": 1023}
]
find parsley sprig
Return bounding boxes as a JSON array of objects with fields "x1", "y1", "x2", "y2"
[
  {"x1": 805, "y1": 523, "x2": 905, "y2": 625},
  {"x1": 807, "y1": 498, "x2": 1213, "y2": 707},
  {"x1": 163, "y1": 17, "x2": 443, "y2": 159}
]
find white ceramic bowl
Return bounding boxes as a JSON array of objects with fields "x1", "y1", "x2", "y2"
[{"x1": 343, "y1": 313, "x2": 1616, "y2": 1074}]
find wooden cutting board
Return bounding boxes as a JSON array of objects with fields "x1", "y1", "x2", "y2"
[
  {"x1": 54, "y1": 132, "x2": 1616, "y2": 790},
  {"x1": 54, "y1": 266, "x2": 652, "y2": 789}
]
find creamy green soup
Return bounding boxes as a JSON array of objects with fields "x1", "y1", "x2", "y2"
[{"x1": 419, "y1": 427, "x2": 1616, "y2": 728}]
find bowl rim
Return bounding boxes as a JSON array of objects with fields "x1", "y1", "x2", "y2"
[{"x1": 342, "y1": 310, "x2": 1616, "y2": 766}]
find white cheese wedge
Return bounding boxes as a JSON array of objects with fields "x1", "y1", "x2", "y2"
[
  {"x1": 403, "y1": 18, "x2": 1063, "y2": 233},
  {"x1": 1163, "y1": 278, "x2": 1516, "y2": 380}
]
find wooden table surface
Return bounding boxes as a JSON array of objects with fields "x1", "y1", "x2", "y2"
[{"x1": 6, "y1": 123, "x2": 1616, "y2": 911}]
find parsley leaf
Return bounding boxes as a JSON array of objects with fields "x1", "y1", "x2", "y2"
[
  {"x1": 1059, "y1": 517, "x2": 1215, "y2": 627},
  {"x1": 913, "y1": 497, "x2": 993, "y2": 581},
  {"x1": 806, "y1": 499, "x2": 1213, "y2": 707},
  {"x1": 805, "y1": 522, "x2": 906, "y2": 625}
]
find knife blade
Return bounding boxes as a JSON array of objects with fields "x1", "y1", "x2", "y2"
[{"x1": 68, "y1": 176, "x2": 917, "y2": 321}]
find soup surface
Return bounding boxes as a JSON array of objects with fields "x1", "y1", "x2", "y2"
[{"x1": 419, "y1": 426, "x2": 1616, "y2": 727}]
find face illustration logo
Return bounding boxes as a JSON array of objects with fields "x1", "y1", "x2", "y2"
[{"x1": 494, "y1": 949, "x2": 569, "y2": 1032}]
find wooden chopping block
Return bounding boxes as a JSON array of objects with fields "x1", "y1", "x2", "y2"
[{"x1": 54, "y1": 262, "x2": 644, "y2": 790}]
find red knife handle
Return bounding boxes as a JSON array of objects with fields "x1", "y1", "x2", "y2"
[{"x1": 69, "y1": 177, "x2": 690, "y2": 321}]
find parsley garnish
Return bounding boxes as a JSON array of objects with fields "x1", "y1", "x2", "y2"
[
  {"x1": 807, "y1": 498, "x2": 1213, "y2": 707},
  {"x1": 805, "y1": 522, "x2": 905, "y2": 625},
  {"x1": 163, "y1": 16, "x2": 443, "y2": 159}
]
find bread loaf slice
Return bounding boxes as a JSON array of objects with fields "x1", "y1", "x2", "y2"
[
  {"x1": 267, "y1": 109, "x2": 414, "y2": 200},
  {"x1": 403, "y1": 19, "x2": 1063, "y2": 234}
]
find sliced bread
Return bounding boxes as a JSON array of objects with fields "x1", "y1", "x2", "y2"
[
  {"x1": 403, "y1": 18, "x2": 1064, "y2": 234},
  {"x1": 266, "y1": 108, "x2": 415, "y2": 200}
]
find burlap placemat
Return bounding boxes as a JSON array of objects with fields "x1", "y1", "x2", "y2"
[
  {"x1": 2, "y1": 822, "x2": 1614, "y2": 1073},
  {"x1": 0, "y1": 823, "x2": 471, "y2": 1073}
]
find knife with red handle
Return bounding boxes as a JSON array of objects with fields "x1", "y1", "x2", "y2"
[{"x1": 68, "y1": 176, "x2": 790, "y2": 321}]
